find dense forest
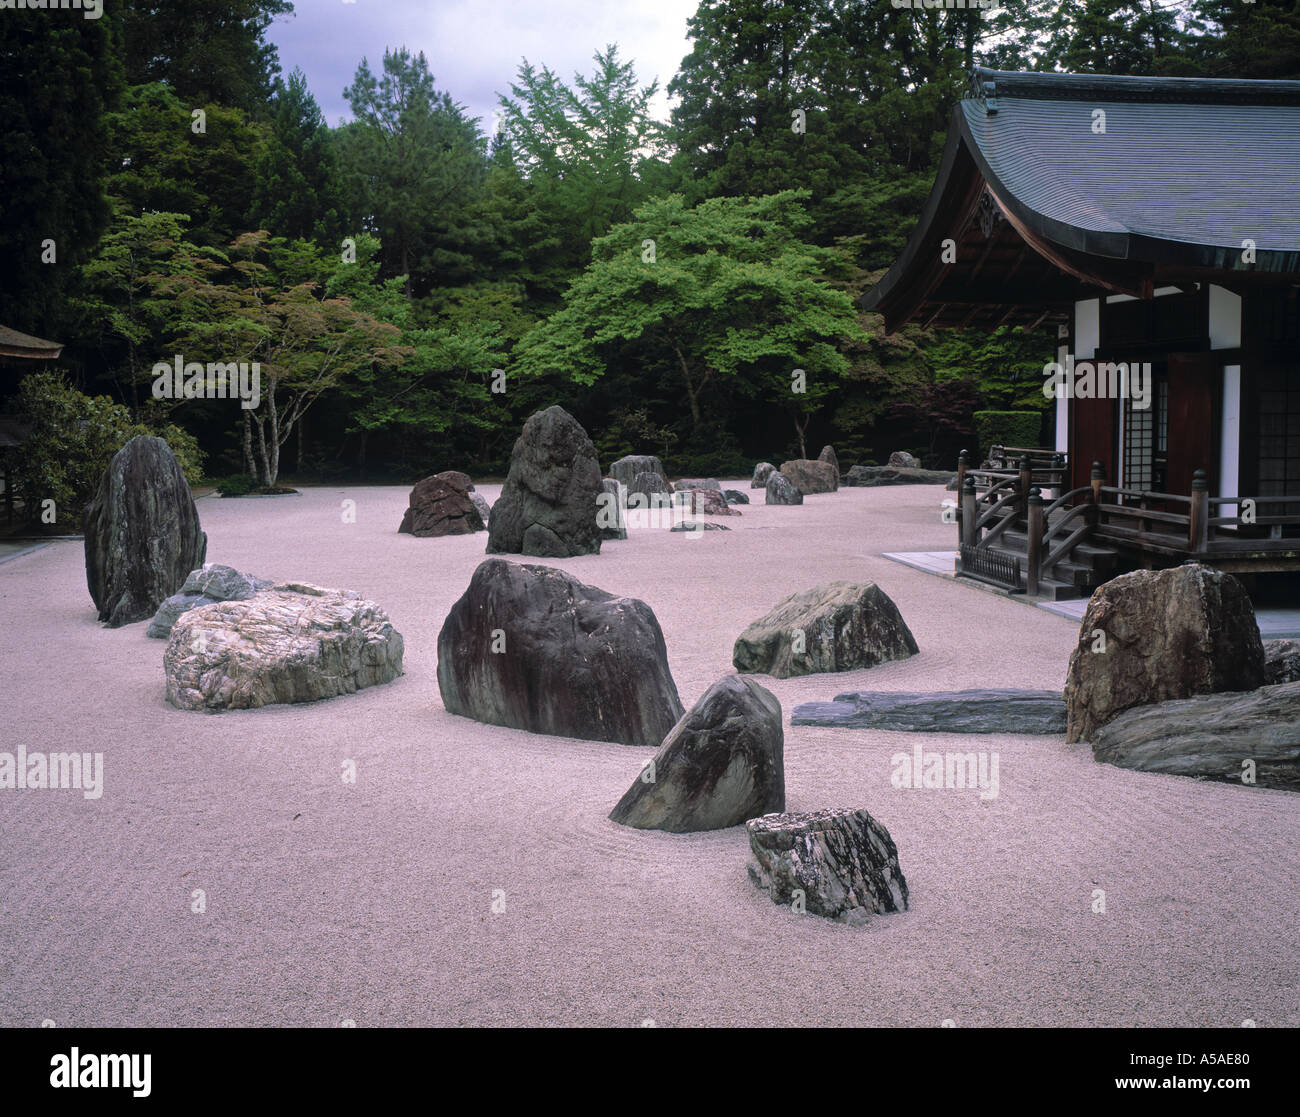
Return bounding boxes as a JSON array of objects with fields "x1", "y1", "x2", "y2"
[{"x1": 3, "y1": 0, "x2": 1299, "y2": 510}]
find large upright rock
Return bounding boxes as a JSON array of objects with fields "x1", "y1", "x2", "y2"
[
  {"x1": 84, "y1": 435, "x2": 207, "y2": 628},
  {"x1": 609, "y1": 675, "x2": 784, "y2": 832},
  {"x1": 765, "y1": 471, "x2": 803, "y2": 505},
  {"x1": 747, "y1": 808, "x2": 909, "y2": 925},
  {"x1": 598, "y1": 478, "x2": 627, "y2": 541},
  {"x1": 1089, "y1": 682, "x2": 1300, "y2": 790},
  {"x1": 165, "y1": 583, "x2": 404, "y2": 710},
  {"x1": 630, "y1": 471, "x2": 670, "y2": 497},
  {"x1": 751, "y1": 462, "x2": 776, "y2": 489},
  {"x1": 147, "y1": 564, "x2": 273, "y2": 639},
  {"x1": 437, "y1": 559, "x2": 684, "y2": 747},
  {"x1": 487, "y1": 406, "x2": 603, "y2": 557},
  {"x1": 610, "y1": 455, "x2": 665, "y2": 489},
  {"x1": 398, "y1": 471, "x2": 485, "y2": 537},
  {"x1": 818, "y1": 445, "x2": 840, "y2": 476},
  {"x1": 734, "y1": 581, "x2": 918, "y2": 678},
  {"x1": 1064, "y1": 564, "x2": 1266, "y2": 742},
  {"x1": 779, "y1": 459, "x2": 838, "y2": 494}
]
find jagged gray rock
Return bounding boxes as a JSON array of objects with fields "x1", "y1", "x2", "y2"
[
  {"x1": 487, "y1": 406, "x2": 603, "y2": 558},
  {"x1": 733, "y1": 580, "x2": 918, "y2": 678},
  {"x1": 609, "y1": 675, "x2": 784, "y2": 832},
  {"x1": 1090, "y1": 681, "x2": 1300, "y2": 790},
  {"x1": 791, "y1": 689, "x2": 1066, "y2": 733},
  {"x1": 723, "y1": 490, "x2": 750, "y2": 505},
  {"x1": 84, "y1": 435, "x2": 207, "y2": 628},
  {"x1": 779, "y1": 459, "x2": 838, "y2": 494},
  {"x1": 147, "y1": 564, "x2": 273, "y2": 639},
  {"x1": 164, "y1": 582, "x2": 404, "y2": 711},
  {"x1": 630, "y1": 471, "x2": 670, "y2": 497},
  {"x1": 672, "y1": 477, "x2": 721, "y2": 492},
  {"x1": 1264, "y1": 639, "x2": 1300, "y2": 685},
  {"x1": 1065, "y1": 563, "x2": 1266, "y2": 742},
  {"x1": 437, "y1": 559, "x2": 684, "y2": 747},
  {"x1": 609, "y1": 455, "x2": 665, "y2": 489},
  {"x1": 469, "y1": 492, "x2": 491, "y2": 524},
  {"x1": 747, "y1": 808, "x2": 909, "y2": 925},
  {"x1": 765, "y1": 471, "x2": 803, "y2": 505},
  {"x1": 751, "y1": 462, "x2": 776, "y2": 489}
]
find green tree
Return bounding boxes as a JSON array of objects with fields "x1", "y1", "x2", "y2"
[{"x1": 511, "y1": 192, "x2": 866, "y2": 452}]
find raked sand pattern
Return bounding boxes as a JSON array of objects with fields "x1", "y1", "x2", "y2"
[{"x1": 1, "y1": 483, "x2": 1296, "y2": 1027}]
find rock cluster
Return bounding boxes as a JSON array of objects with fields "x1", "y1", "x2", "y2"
[
  {"x1": 148, "y1": 564, "x2": 272, "y2": 639},
  {"x1": 84, "y1": 435, "x2": 207, "y2": 628}
]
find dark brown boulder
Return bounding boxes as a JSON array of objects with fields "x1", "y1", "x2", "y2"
[
  {"x1": 83, "y1": 435, "x2": 207, "y2": 628},
  {"x1": 779, "y1": 459, "x2": 838, "y2": 494},
  {"x1": 1064, "y1": 563, "x2": 1266, "y2": 743},
  {"x1": 398, "y1": 472, "x2": 484, "y2": 537},
  {"x1": 675, "y1": 488, "x2": 739, "y2": 516},
  {"x1": 486, "y1": 406, "x2": 603, "y2": 557},
  {"x1": 437, "y1": 559, "x2": 684, "y2": 746}
]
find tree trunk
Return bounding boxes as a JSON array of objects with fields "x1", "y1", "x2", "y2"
[{"x1": 242, "y1": 411, "x2": 255, "y2": 476}]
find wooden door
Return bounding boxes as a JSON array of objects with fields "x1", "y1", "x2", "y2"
[{"x1": 1164, "y1": 352, "x2": 1217, "y2": 495}]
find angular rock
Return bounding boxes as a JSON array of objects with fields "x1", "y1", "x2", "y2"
[
  {"x1": 734, "y1": 580, "x2": 918, "y2": 679},
  {"x1": 609, "y1": 675, "x2": 784, "y2": 832},
  {"x1": 791, "y1": 689, "x2": 1067, "y2": 734},
  {"x1": 765, "y1": 471, "x2": 803, "y2": 505},
  {"x1": 84, "y1": 435, "x2": 207, "y2": 628},
  {"x1": 165, "y1": 583, "x2": 404, "y2": 711},
  {"x1": 469, "y1": 492, "x2": 491, "y2": 524},
  {"x1": 747, "y1": 808, "x2": 909, "y2": 925},
  {"x1": 751, "y1": 462, "x2": 776, "y2": 489},
  {"x1": 672, "y1": 477, "x2": 721, "y2": 492},
  {"x1": 818, "y1": 445, "x2": 840, "y2": 476},
  {"x1": 398, "y1": 471, "x2": 484, "y2": 537},
  {"x1": 147, "y1": 564, "x2": 273, "y2": 639},
  {"x1": 1064, "y1": 563, "x2": 1266, "y2": 742},
  {"x1": 780, "y1": 459, "x2": 839, "y2": 494},
  {"x1": 598, "y1": 478, "x2": 627, "y2": 541},
  {"x1": 845, "y1": 465, "x2": 957, "y2": 487},
  {"x1": 609, "y1": 455, "x2": 666, "y2": 489},
  {"x1": 675, "y1": 488, "x2": 739, "y2": 516},
  {"x1": 722, "y1": 489, "x2": 750, "y2": 505},
  {"x1": 888, "y1": 451, "x2": 920, "y2": 468},
  {"x1": 630, "y1": 470, "x2": 671, "y2": 497},
  {"x1": 437, "y1": 559, "x2": 684, "y2": 747},
  {"x1": 487, "y1": 405, "x2": 603, "y2": 558},
  {"x1": 1264, "y1": 639, "x2": 1300, "y2": 685},
  {"x1": 1090, "y1": 681, "x2": 1300, "y2": 791}
]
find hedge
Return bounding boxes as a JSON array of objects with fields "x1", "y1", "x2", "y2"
[{"x1": 972, "y1": 410, "x2": 1045, "y2": 458}]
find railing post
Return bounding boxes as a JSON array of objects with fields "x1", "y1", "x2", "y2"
[
  {"x1": 1026, "y1": 487, "x2": 1044, "y2": 596},
  {"x1": 1051, "y1": 453, "x2": 1065, "y2": 500},
  {"x1": 1018, "y1": 455, "x2": 1033, "y2": 514},
  {"x1": 961, "y1": 474, "x2": 978, "y2": 548},
  {"x1": 1189, "y1": 468, "x2": 1209, "y2": 553},
  {"x1": 1090, "y1": 461, "x2": 1104, "y2": 527},
  {"x1": 956, "y1": 448, "x2": 969, "y2": 498}
]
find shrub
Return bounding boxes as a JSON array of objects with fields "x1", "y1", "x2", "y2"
[
  {"x1": 972, "y1": 410, "x2": 1045, "y2": 458},
  {"x1": 215, "y1": 474, "x2": 259, "y2": 497},
  {"x1": 11, "y1": 371, "x2": 203, "y2": 528}
]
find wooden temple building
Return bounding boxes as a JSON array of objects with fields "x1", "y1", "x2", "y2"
[{"x1": 863, "y1": 68, "x2": 1300, "y2": 600}]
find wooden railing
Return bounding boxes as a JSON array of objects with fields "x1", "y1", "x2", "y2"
[{"x1": 955, "y1": 455, "x2": 1300, "y2": 595}]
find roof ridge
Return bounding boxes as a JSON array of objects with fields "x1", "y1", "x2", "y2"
[{"x1": 970, "y1": 67, "x2": 1300, "y2": 107}]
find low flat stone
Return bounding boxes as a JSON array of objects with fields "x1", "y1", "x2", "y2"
[
  {"x1": 147, "y1": 563, "x2": 273, "y2": 639},
  {"x1": 1090, "y1": 681, "x2": 1300, "y2": 790},
  {"x1": 670, "y1": 521, "x2": 731, "y2": 532},
  {"x1": 672, "y1": 478, "x2": 721, "y2": 492},
  {"x1": 747, "y1": 808, "x2": 908, "y2": 925},
  {"x1": 165, "y1": 582, "x2": 404, "y2": 711},
  {"x1": 609, "y1": 675, "x2": 784, "y2": 832},
  {"x1": 888, "y1": 451, "x2": 920, "y2": 468},
  {"x1": 845, "y1": 465, "x2": 957, "y2": 487},
  {"x1": 792, "y1": 689, "x2": 1067, "y2": 733}
]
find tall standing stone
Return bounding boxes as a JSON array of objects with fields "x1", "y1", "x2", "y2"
[
  {"x1": 610, "y1": 455, "x2": 666, "y2": 489},
  {"x1": 1064, "y1": 563, "x2": 1266, "y2": 742},
  {"x1": 487, "y1": 406, "x2": 603, "y2": 557},
  {"x1": 818, "y1": 445, "x2": 840, "y2": 477},
  {"x1": 84, "y1": 435, "x2": 207, "y2": 628}
]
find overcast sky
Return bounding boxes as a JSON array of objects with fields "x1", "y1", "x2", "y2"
[{"x1": 267, "y1": 0, "x2": 701, "y2": 131}]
